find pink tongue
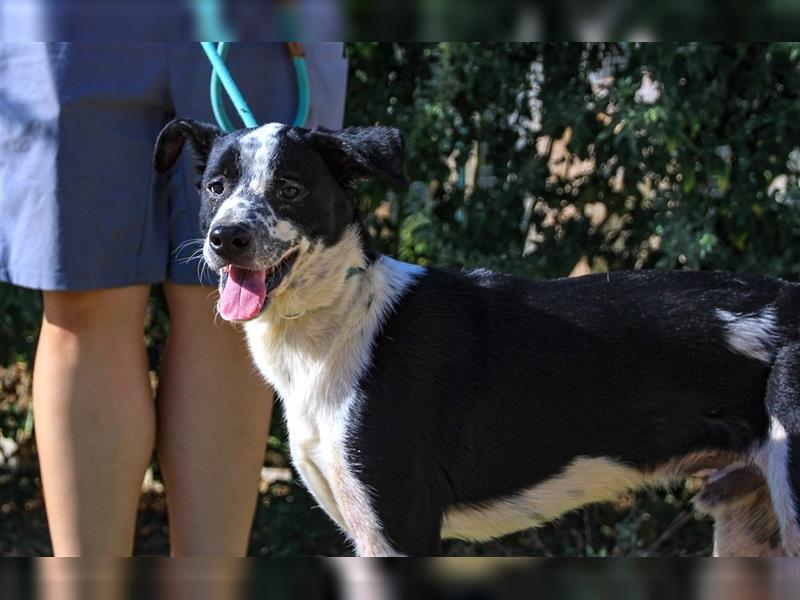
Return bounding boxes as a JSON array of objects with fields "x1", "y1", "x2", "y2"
[{"x1": 219, "y1": 267, "x2": 267, "y2": 322}]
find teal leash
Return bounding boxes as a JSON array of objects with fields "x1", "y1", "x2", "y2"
[
  {"x1": 200, "y1": 41, "x2": 259, "y2": 130},
  {"x1": 208, "y1": 43, "x2": 235, "y2": 133},
  {"x1": 290, "y1": 51, "x2": 311, "y2": 127},
  {"x1": 200, "y1": 41, "x2": 310, "y2": 132}
]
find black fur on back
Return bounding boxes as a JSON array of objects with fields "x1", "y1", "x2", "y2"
[{"x1": 348, "y1": 268, "x2": 800, "y2": 553}]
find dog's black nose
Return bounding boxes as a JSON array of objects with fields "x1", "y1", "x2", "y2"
[{"x1": 209, "y1": 225, "x2": 252, "y2": 260}]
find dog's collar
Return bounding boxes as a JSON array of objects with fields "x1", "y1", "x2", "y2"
[
  {"x1": 345, "y1": 266, "x2": 366, "y2": 281},
  {"x1": 279, "y1": 266, "x2": 366, "y2": 320},
  {"x1": 280, "y1": 310, "x2": 306, "y2": 320}
]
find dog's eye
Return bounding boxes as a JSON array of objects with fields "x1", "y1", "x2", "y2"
[
  {"x1": 208, "y1": 180, "x2": 224, "y2": 195},
  {"x1": 279, "y1": 184, "x2": 300, "y2": 200}
]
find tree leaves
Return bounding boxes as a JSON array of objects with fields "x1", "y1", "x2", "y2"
[{"x1": 346, "y1": 42, "x2": 800, "y2": 279}]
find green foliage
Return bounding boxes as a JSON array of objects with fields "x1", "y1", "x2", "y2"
[
  {"x1": 346, "y1": 42, "x2": 800, "y2": 280},
  {"x1": 0, "y1": 284, "x2": 40, "y2": 365},
  {"x1": 1, "y1": 43, "x2": 798, "y2": 555}
]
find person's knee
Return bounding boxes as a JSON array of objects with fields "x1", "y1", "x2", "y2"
[{"x1": 42, "y1": 287, "x2": 149, "y2": 335}]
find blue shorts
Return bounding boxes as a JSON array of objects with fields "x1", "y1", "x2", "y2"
[{"x1": 0, "y1": 43, "x2": 347, "y2": 290}]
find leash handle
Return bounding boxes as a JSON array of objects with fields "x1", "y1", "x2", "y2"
[
  {"x1": 201, "y1": 42, "x2": 311, "y2": 132},
  {"x1": 209, "y1": 42, "x2": 235, "y2": 133},
  {"x1": 291, "y1": 50, "x2": 311, "y2": 128},
  {"x1": 200, "y1": 41, "x2": 259, "y2": 131}
]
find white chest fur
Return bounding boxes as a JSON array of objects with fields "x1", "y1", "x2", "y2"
[{"x1": 243, "y1": 249, "x2": 424, "y2": 554}]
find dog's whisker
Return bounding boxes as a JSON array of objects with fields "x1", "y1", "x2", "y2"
[
  {"x1": 197, "y1": 259, "x2": 206, "y2": 284},
  {"x1": 172, "y1": 249, "x2": 205, "y2": 266},
  {"x1": 179, "y1": 249, "x2": 205, "y2": 265},
  {"x1": 199, "y1": 261, "x2": 213, "y2": 286},
  {"x1": 173, "y1": 241, "x2": 201, "y2": 255},
  {"x1": 173, "y1": 238, "x2": 205, "y2": 258},
  {"x1": 175, "y1": 237, "x2": 203, "y2": 248}
]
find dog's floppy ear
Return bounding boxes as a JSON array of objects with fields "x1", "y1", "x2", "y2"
[
  {"x1": 306, "y1": 126, "x2": 407, "y2": 188},
  {"x1": 153, "y1": 119, "x2": 221, "y2": 174}
]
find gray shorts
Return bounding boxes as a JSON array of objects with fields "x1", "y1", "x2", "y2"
[{"x1": 0, "y1": 42, "x2": 347, "y2": 290}]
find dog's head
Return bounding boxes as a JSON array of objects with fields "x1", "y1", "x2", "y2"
[{"x1": 153, "y1": 120, "x2": 405, "y2": 321}]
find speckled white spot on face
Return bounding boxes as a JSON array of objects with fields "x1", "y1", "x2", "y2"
[
  {"x1": 210, "y1": 195, "x2": 257, "y2": 229},
  {"x1": 208, "y1": 123, "x2": 283, "y2": 231},
  {"x1": 269, "y1": 218, "x2": 300, "y2": 243},
  {"x1": 241, "y1": 122, "x2": 283, "y2": 194},
  {"x1": 253, "y1": 210, "x2": 273, "y2": 227}
]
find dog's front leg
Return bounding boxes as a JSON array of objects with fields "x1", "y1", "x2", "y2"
[
  {"x1": 334, "y1": 460, "x2": 445, "y2": 556},
  {"x1": 326, "y1": 454, "x2": 407, "y2": 557},
  {"x1": 292, "y1": 431, "x2": 404, "y2": 556}
]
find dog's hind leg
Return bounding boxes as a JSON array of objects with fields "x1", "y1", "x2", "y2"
[
  {"x1": 756, "y1": 342, "x2": 800, "y2": 556},
  {"x1": 694, "y1": 464, "x2": 784, "y2": 556}
]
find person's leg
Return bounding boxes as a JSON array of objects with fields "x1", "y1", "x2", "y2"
[
  {"x1": 157, "y1": 282, "x2": 273, "y2": 556},
  {"x1": 34, "y1": 286, "x2": 155, "y2": 556}
]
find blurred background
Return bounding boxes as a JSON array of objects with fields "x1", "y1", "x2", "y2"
[{"x1": 2, "y1": 42, "x2": 799, "y2": 556}]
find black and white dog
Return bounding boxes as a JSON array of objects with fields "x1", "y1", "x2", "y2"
[{"x1": 154, "y1": 120, "x2": 800, "y2": 557}]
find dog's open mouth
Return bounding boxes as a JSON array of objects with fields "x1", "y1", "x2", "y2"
[{"x1": 218, "y1": 250, "x2": 299, "y2": 322}]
